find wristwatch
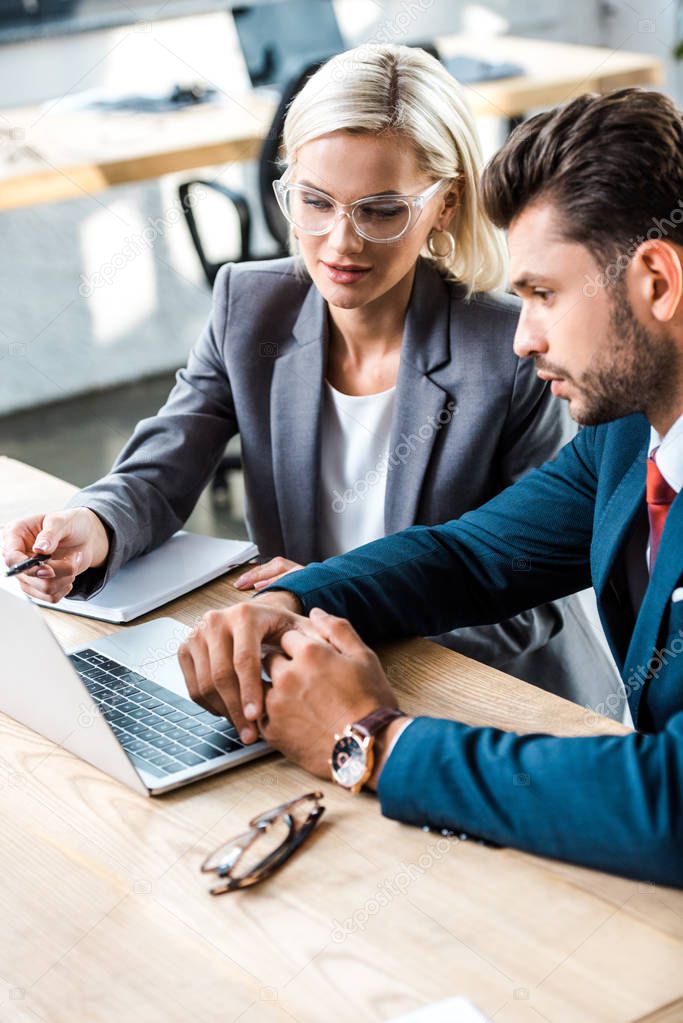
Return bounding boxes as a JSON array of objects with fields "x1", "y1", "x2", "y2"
[{"x1": 329, "y1": 707, "x2": 406, "y2": 794}]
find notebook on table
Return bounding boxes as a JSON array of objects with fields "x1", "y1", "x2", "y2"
[{"x1": 3, "y1": 531, "x2": 258, "y2": 623}]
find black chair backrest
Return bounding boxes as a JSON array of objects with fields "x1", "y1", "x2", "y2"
[{"x1": 258, "y1": 56, "x2": 332, "y2": 251}]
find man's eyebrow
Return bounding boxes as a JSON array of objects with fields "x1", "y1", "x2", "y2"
[
  {"x1": 510, "y1": 274, "x2": 553, "y2": 292},
  {"x1": 298, "y1": 179, "x2": 403, "y2": 198}
]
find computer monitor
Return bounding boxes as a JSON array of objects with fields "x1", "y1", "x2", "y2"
[{"x1": 233, "y1": 0, "x2": 344, "y2": 90}]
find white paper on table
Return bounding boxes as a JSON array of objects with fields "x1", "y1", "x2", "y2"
[{"x1": 388, "y1": 997, "x2": 489, "y2": 1023}]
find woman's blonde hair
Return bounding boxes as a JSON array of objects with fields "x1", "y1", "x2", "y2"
[{"x1": 280, "y1": 43, "x2": 507, "y2": 296}]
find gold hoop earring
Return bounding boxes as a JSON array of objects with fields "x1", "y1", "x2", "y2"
[{"x1": 427, "y1": 229, "x2": 455, "y2": 262}]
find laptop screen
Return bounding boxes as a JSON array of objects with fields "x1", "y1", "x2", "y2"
[{"x1": 233, "y1": 0, "x2": 344, "y2": 90}]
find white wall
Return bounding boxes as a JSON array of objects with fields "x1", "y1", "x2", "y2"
[
  {"x1": 599, "y1": 0, "x2": 680, "y2": 105},
  {"x1": 0, "y1": 167, "x2": 260, "y2": 413},
  {"x1": 0, "y1": 9, "x2": 249, "y2": 107},
  {"x1": 0, "y1": 10, "x2": 272, "y2": 416}
]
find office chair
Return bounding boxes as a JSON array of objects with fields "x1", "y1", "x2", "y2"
[{"x1": 178, "y1": 57, "x2": 329, "y2": 288}]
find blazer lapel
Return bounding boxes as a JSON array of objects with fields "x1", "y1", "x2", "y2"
[
  {"x1": 624, "y1": 492, "x2": 683, "y2": 725},
  {"x1": 592, "y1": 437, "x2": 649, "y2": 668},
  {"x1": 385, "y1": 261, "x2": 453, "y2": 534},
  {"x1": 593, "y1": 437, "x2": 650, "y2": 599},
  {"x1": 270, "y1": 282, "x2": 326, "y2": 565}
]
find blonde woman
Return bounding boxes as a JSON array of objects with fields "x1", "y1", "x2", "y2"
[{"x1": 4, "y1": 44, "x2": 620, "y2": 725}]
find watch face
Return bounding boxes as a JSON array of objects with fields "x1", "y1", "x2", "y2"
[{"x1": 331, "y1": 734, "x2": 366, "y2": 788}]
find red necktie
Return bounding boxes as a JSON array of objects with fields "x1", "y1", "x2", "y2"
[{"x1": 647, "y1": 455, "x2": 676, "y2": 571}]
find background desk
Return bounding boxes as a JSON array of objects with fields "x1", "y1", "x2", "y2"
[
  {"x1": 1, "y1": 456, "x2": 682, "y2": 1023},
  {"x1": 0, "y1": 35, "x2": 663, "y2": 212}
]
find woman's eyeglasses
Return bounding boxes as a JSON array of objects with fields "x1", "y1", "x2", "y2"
[
  {"x1": 273, "y1": 177, "x2": 447, "y2": 244},
  {"x1": 200, "y1": 791, "x2": 325, "y2": 895}
]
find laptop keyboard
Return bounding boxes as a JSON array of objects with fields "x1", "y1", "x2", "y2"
[{"x1": 69, "y1": 648, "x2": 248, "y2": 778}]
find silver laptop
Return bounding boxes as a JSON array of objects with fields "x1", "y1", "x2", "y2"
[{"x1": 0, "y1": 588, "x2": 271, "y2": 795}]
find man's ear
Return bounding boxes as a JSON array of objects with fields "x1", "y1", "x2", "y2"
[{"x1": 631, "y1": 240, "x2": 683, "y2": 323}]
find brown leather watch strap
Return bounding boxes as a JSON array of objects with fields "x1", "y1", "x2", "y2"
[{"x1": 354, "y1": 706, "x2": 406, "y2": 739}]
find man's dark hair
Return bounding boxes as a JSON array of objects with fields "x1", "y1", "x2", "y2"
[{"x1": 480, "y1": 88, "x2": 683, "y2": 267}]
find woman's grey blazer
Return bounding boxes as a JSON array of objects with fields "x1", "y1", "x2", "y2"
[{"x1": 67, "y1": 256, "x2": 622, "y2": 712}]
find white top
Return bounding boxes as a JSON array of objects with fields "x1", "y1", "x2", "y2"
[{"x1": 318, "y1": 381, "x2": 396, "y2": 561}]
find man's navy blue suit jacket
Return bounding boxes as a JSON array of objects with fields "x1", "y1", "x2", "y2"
[{"x1": 271, "y1": 413, "x2": 683, "y2": 887}]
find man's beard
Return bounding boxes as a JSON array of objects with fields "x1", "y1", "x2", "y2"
[{"x1": 567, "y1": 281, "x2": 679, "y2": 427}]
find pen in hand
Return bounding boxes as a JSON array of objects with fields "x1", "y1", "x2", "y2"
[{"x1": 3, "y1": 553, "x2": 51, "y2": 578}]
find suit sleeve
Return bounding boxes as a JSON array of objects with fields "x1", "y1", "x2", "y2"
[
  {"x1": 67, "y1": 263, "x2": 238, "y2": 598},
  {"x1": 377, "y1": 709, "x2": 683, "y2": 887},
  {"x1": 269, "y1": 425, "x2": 599, "y2": 645}
]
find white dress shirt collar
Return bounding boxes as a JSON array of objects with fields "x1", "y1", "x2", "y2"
[{"x1": 649, "y1": 412, "x2": 683, "y2": 494}]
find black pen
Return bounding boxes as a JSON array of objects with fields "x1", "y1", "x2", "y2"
[{"x1": 4, "y1": 553, "x2": 51, "y2": 578}]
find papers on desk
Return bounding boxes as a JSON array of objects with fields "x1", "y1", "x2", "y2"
[
  {"x1": 389, "y1": 998, "x2": 489, "y2": 1022},
  {"x1": 3, "y1": 531, "x2": 257, "y2": 624},
  {"x1": 48, "y1": 84, "x2": 222, "y2": 114}
]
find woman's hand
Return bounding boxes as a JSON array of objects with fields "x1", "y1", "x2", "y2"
[
  {"x1": 233, "y1": 556, "x2": 304, "y2": 592},
  {"x1": 1, "y1": 508, "x2": 111, "y2": 603}
]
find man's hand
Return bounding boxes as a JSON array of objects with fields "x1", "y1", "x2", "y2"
[
  {"x1": 177, "y1": 590, "x2": 309, "y2": 744},
  {"x1": 234, "y1": 556, "x2": 304, "y2": 592},
  {"x1": 1, "y1": 508, "x2": 110, "y2": 603},
  {"x1": 261, "y1": 607, "x2": 401, "y2": 779}
]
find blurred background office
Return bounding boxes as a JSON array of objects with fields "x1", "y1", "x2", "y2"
[{"x1": 0, "y1": 0, "x2": 679, "y2": 542}]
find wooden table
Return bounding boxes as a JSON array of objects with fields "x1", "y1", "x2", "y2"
[
  {"x1": 1, "y1": 456, "x2": 682, "y2": 1023},
  {"x1": 0, "y1": 34, "x2": 663, "y2": 212}
]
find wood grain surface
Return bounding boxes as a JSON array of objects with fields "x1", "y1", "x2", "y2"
[{"x1": 1, "y1": 457, "x2": 681, "y2": 1023}]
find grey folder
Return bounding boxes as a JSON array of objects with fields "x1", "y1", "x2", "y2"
[{"x1": 28, "y1": 531, "x2": 257, "y2": 623}]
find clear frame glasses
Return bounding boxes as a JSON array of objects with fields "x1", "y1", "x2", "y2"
[
  {"x1": 272, "y1": 176, "x2": 447, "y2": 243},
  {"x1": 200, "y1": 792, "x2": 325, "y2": 895}
]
